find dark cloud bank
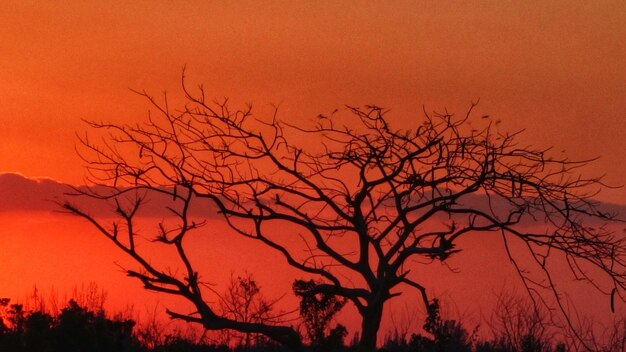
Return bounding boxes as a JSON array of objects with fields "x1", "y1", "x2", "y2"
[
  {"x1": 0, "y1": 172, "x2": 217, "y2": 217},
  {"x1": 0, "y1": 172, "x2": 624, "y2": 223}
]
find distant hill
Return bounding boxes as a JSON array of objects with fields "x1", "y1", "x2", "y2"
[{"x1": 0, "y1": 172, "x2": 623, "y2": 223}]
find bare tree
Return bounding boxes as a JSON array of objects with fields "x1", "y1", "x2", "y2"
[
  {"x1": 218, "y1": 271, "x2": 287, "y2": 349},
  {"x1": 486, "y1": 291, "x2": 557, "y2": 351},
  {"x1": 64, "y1": 74, "x2": 625, "y2": 351},
  {"x1": 562, "y1": 303, "x2": 626, "y2": 351},
  {"x1": 484, "y1": 290, "x2": 626, "y2": 351}
]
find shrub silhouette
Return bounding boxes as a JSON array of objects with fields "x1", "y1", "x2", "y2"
[
  {"x1": 293, "y1": 279, "x2": 346, "y2": 349},
  {"x1": 0, "y1": 298, "x2": 140, "y2": 352},
  {"x1": 0, "y1": 290, "x2": 624, "y2": 351},
  {"x1": 54, "y1": 299, "x2": 137, "y2": 352},
  {"x1": 404, "y1": 299, "x2": 473, "y2": 352},
  {"x1": 23, "y1": 311, "x2": 53, "y2": 352}
]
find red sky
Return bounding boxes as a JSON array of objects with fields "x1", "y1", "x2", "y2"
[
  {"x1": 0, "y1": 172, "x2": 623, "y2": 337},
  {"x1": 0, "y1": 0, "x2": 625, "y2": 340}
]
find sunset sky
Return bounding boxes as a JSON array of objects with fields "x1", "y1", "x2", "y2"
[{"x1": 0, "y1": 0, "x2": 625, "y2": 339}]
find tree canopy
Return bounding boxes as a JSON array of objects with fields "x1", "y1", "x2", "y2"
[{"x1": 64, "y1": 76, "x2": 624, "y2": 351}]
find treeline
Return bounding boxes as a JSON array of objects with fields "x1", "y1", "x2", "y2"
[
  {"x1": 0, "y1": 297, "x2": 230, "y2": 352},
  {"x1": 0, "y1": 294, "x2": 587, "y2": 352},
  {"x1": 1, "y1": 279, "x2": 623, "y2": 352}
]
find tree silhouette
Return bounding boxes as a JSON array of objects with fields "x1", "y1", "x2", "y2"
[
  {"x1": 418, "y1": 299, "x2": 473, "y2": 352},
  {"x1": 0, "y1": 298, "x2": 140, "y2": 352},
  {"x1": 293, "y1": 279, "x2": 346, "y2": 348},
  {"x1": 485, "y1": 292, "x2": 555, "y2": 352},
  {"x1": 64, "y1": 75, "x2": 625, "y2": 351},
  {"x1": 218, "y1": 272, "x2": 285, "y2": 349}
]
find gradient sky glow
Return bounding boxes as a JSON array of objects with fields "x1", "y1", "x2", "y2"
[
  {"x1": 0, "y1": 1, "x2": 624, "y2": 203},
  {"x1": 0, "y1": 1, "x2": 625, "y2": 341}
]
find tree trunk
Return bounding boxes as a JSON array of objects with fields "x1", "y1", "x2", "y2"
[
  {"x1": 359, "y1": 303, "x2": 384, "y2": 352},
  {"x1": 168, "y1": 298, "x2": 304, "y2": 351},
  {"x1": 196, "y1": 314, "x2": 304, "y2": 352},
  {"x1": 224, "y1": 320, "x2": 303, "y2": 352}
]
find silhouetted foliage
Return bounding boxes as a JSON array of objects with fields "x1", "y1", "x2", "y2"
[
  {"x1": 3, "y1": 289, "x2": 626, "y2": 351},
  {"x1": 0, "y1": 298, "x2": 141, "y2": 352},
  {"x1": 293, "y1": 279, "x2": 346, "y2": 349},
  {"x1": 219, "y1": 272, "x2": 285, "y2": 349},
  {"x1": 484, "y1": 292, "x2": 555, "y2": 352},
  {"x1": 402, "y1": 298, "x2": 474, "y2": 352},
  {"x1": 64, "y1": 74, "x2": 624, "y2": 351},
  {"x1": 55, "y1": 299, "x2": 137, "y2": 352},
  {"x1": 23, "y1": 311, "x2": 53, "y2": 352},
  {"x1": 151, "y1": 337, "x2": 230, "y2": 352}
]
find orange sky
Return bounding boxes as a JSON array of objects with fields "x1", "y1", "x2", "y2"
[
  {"x1": 0, "y1": 0, "x2": 625, "y2": 341},
  {"x1": 0, "y1": 1, "x2": 624, "y2": 203}
]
